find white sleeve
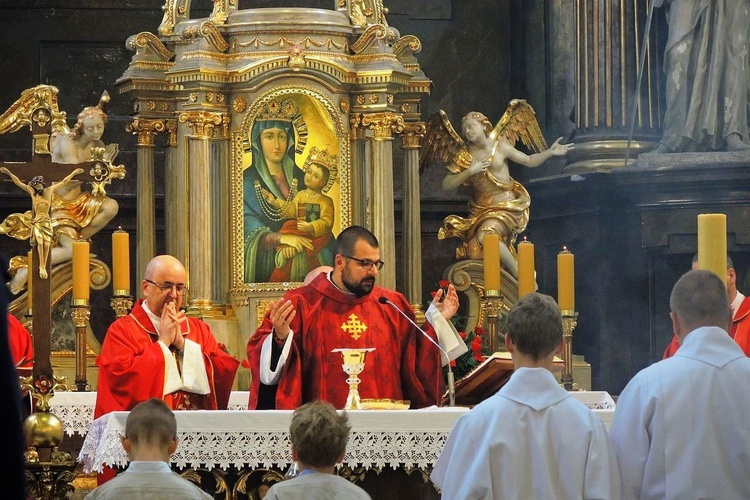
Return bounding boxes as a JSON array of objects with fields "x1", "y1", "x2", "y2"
[
  {"x1": 259, "y1": 330, "x2": 295, "y2": 385},
  {"x1": 179, "y1": 338, "x2": 211, "y2": 395},
  {"x1": 610, "y1": 378, "x2": 650, "y2": 500},
  {"x1": 157, "y1": 341, "x2": 182, "y2": 396},
  {"x1": 425, "y1": 304, "x2": 468, "y2": 365},
  {"x1": 583, "y1": 419, "x2": 621, "y2": 500}
]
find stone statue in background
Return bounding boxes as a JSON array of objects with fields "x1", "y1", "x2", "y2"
[
  {"x1": 421, "y1": 100, "x2": 573, "y2": 277},
  {"x1": 654, "y1": 0, "x2": 750, "y2": 152}
]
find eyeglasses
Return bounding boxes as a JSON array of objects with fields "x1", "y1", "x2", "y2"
[
  {"x1": 144, "y1": 279, "x2": 188, "y2": 295},
  {"x1": 342, "y1": 255, "x2": 385, "y2": 271}
]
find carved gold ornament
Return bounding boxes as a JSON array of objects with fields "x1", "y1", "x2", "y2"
[
  {"x1": 232, "y1": 96, "x2": 247, "y2": 113},
  {"x1": 179, "y1": 110, "x2": 223, "y2": 138}
]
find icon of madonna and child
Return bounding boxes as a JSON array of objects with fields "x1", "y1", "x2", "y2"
[{"x1": 242, "y1": 97, "x2": 340, "y2": 284}]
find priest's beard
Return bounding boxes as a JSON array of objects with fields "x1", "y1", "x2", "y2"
[{"x1": 342, "y1": 270, "x2": 376, "y2": 297}]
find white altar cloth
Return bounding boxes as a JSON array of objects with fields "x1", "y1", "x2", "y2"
[
  {"x1": 78, "y1": 408, "x2": 471, "y2": 473},
  {"x1": 52, "y1": 390, "x2": 613, "y2": 440},
  {"x1": 49, "y1": 391, "x2": 251, "y2": 437}
]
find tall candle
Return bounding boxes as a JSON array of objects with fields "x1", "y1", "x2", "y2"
[
  {"x1": 112, "y1": 229, "x2": 130, "y2": 294},
  {"x1": 27, "y1": 250, "x2": 33, "y2": 312},
  {"x1": 72, "y1": 240, "x2": 90, "y2": 301},
  {"x1": 697, "y1": 213, "x2": 727, "y2": 287},
  {"x1": 483, "y1": 233, "x2": 501, "y2": 292},
  {"x1": 558, "y1": 247, "x2": 575, "y2": 311},
  {"x1": 517, "y1": 238, "x2": 535, "y2": 298}
]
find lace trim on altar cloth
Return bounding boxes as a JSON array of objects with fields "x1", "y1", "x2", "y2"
[
  {"x1": 79, "y1": 423, "x2": 449, "y2": 474},
  {"x1": 50, "y1": 398, "x2": 94, "y2": 437}
]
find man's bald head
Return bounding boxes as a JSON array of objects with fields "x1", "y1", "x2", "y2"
[
  {"x1": 144, "y1": 255, "x2": 184, "y2": 281},
  {"x1": 142, "y1": 255, "x2": 187, "y2": 315}
]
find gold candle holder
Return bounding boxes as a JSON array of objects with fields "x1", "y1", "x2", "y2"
[
  {"x1": 561, "y1": 310, "x2": 579, "y2": 391},
  {"x1": 483, "y1": 289, "x2": 504, "y2": 352},
  {"x1": 70, "y1": 301, "x2": 91, "y2": 392},
  {"x1": 110, "y1": 293, "x2": 134, "y2": 318}
]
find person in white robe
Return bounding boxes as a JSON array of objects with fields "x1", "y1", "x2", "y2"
[
  {"x1": 431, "y1": 293, "x2": 620, "y2": 500},
  {"x1": 610, "y1": 269, "x2": 750, "y2": 500}
]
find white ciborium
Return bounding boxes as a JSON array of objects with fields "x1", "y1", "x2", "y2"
[{"x1": 332, "y1": 348, "x2": 375, "y2": 410}]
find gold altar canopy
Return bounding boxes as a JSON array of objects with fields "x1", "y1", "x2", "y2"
[{"x1": 117, "y1": 1, "x2": 432, "y2": 340}]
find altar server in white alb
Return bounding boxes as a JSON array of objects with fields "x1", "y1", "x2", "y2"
[
  {"x1": 610, "y1": 269, "x2": 750, "y2": 500},
  {"x1": 431, "y1": 293, "x2": 620, "y2": 499}
]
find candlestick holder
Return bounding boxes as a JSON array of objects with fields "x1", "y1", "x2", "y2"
[
  {"x1": 70, "y1": 300, "x2": 91, "y2": 392},
  {"x1": 483, "y1": 289, "x2": 504, "y2": 353},
  {"x1": 110, "y1": 292, "x2": 134, "y2": 317},
  {"x1": 560, "y1": 310, "x2": 579, "y2": 391}
]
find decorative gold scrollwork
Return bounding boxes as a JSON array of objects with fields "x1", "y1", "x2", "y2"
[
  {"x1": 351, "y1": 24, "x2": 388, "y2": 54},
  {"x1": 400, "y1": 121, "x2": 426, "y2": 149},
  {"x1": 361, "y1": 112, "x2": 404, "y2": 140},
  {"x1": 88, "y1": 147, "x2": 126, "y2": 197},
  {"x1": 179, "y1": 111, "x2": 224, "y2": 139},
  {"x1": 126, "y1": 31, "x2": 175, "y2": 60}
]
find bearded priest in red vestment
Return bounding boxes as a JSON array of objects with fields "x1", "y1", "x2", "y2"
[
  {"x1": 95, "y1": 255, "x2": 239, "y2": 419},
  {"x1": 247, "y1": 226, "x2": 467, "y2": 410}
]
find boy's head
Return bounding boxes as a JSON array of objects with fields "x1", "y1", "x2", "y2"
[
  {"x1": 304, "y1": 162, "x2": 330, "y2": 192},
  {"x1": 290, "y1": 400, "x2": 350, "y2": 469},
  {"x1": 121, "y1": 398, "x2": 178, "y2": 460},
  {"x1": 506, "y1": 293, "x2": 563, "y2": 361}
]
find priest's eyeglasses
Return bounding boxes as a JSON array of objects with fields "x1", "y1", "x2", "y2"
[
  {"x1": 342, "y1": 255, "x2": 385, "y2": 271},
  {"x1": 145, "y1": 279, "x2": 188, "y2": 295}
]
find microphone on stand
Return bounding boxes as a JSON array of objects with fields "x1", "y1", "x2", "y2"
[{"x1": 377, "y1": 296, "x2": 456, "y2": 407}]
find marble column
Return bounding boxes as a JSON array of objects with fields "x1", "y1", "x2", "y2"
[
  {"x1": 126, "y1": 118, "x2": 174, "y2": 281},
  {"x1": 349, "y1": 118, "x2": 369, "y2": 227},
  {"x1": 178, "y1": 110, "x2": 223, "y2": 312},
  {"x1": 361, "y1": 112, "x2": 404, "y2": 291},
  {"x1": 400, "y1": 122, "x2": 426, "y2": 315},
  {"x1": 566, "y1": 0, "x2": 663, "y2": 171}
]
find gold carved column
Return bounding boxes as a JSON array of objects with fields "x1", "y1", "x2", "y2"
[
  {"x1": 361, "y1": 112, "x2": 404, "y2": 291},
  {"x1": 400, "y1": 122, "x2": 426, "y2": 316},
  {"x1": 126, "y1": 118, "x2": 176, "y2": 281},
  {"x1": 178, "y1": 110, "x2": 224, "y2": 312},
  {"x1": 567, "y1": 0, "x2": 663, "y2": 171}
]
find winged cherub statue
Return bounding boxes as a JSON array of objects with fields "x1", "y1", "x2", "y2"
[{"x1": 420, "y1": 100, "x2": 574, "y2": 277}]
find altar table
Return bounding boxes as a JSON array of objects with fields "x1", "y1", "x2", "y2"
[
  {"x1": 78, "y1": 407, "x2": 470, "y2": 474},
  {"x1": 71, "y1": 395, "x2": 612, "y2": 500}
]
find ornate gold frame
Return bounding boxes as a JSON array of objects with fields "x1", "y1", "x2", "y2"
[{"x1": 231, "y1": 85, "x2": 350, "y2": 303}]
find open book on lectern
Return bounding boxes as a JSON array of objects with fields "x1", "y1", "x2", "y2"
[{"x1": 444, "y1": 352, "x2": 564, "y2": 407}]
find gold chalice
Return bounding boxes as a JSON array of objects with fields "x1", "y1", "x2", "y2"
[{"x1": 332, "y1": 348, "x2": 375, "y2": 410}]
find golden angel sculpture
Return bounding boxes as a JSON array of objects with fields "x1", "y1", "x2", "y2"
[
  {"x1": 0, "y1": 87, "x2": 121, "y2": 294},
  {"x1": 420, "y1": 99, "x2": 573, "y2": 277}
]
